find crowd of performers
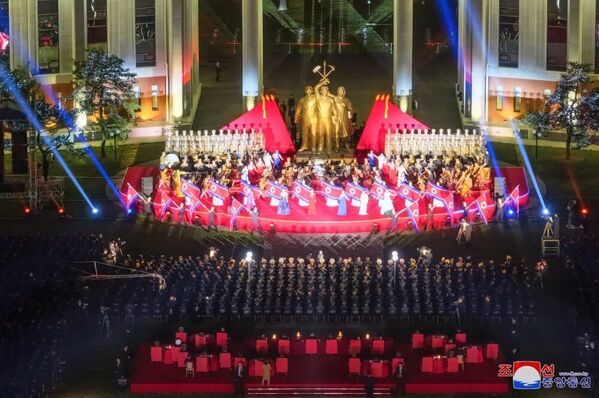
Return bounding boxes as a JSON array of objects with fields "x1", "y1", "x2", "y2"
[
  {"x1": 128, "y1": 145, "x2": 523, "y2": 232},
  {"x1": 164, "y1": 129, "x2": 266, "y2": 158}
]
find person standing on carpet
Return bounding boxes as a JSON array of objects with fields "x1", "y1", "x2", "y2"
[
  {"x1": 277, "y1": 191, "x2": 291, "y2": 216},
  {"x1": 364, "y1": 372, "x2": 375, "y2": 398},
  {"x1": 261, "y1": 360, "x2": 272, "y2": 387},
  {"x1": 234, "y1": 361, "x2": 246, "y2": 396},
  {"x1": 337, "y1": 191, "x2": 348, "y2": 216}
]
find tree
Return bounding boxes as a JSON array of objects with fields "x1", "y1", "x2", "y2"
[
  {"x1": 0, "y1": 66, "x2": 81, "y2": 180},
  {"x1": 73, "y1": 49, "x2": 136, "y2": 160},
  {"x1": 523, "y1": 63, "x2": 599, "y2": 159}
]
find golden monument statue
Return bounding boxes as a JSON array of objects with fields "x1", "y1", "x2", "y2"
[
  {"x1": 295, "y1": 85, "x2": 319, "y2": 152},
  {"x1": 296, "y1": 61, "x2": 354, "y2": 153}
]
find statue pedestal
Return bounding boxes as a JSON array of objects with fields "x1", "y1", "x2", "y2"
[{"x1": 295, "y1": 149, "x2": 355, "y2": 163}]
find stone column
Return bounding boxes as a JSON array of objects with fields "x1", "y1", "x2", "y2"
[
  {"x1": 167, "y1": 0, "x2": 184, "y2": 120},
  {"x1": 393, "y1": 0, "x2": 413, "y2": 113},
  {"x1": 242, "y1": 0, "x2": 263, "y2": 111},
  {"x1": 568, "y1": 0, "x2": 581, "y2": 64},
  {"x1": 468, "y1": 0, "x2": 488, "y2": 123}
]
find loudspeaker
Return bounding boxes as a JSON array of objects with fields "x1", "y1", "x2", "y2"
[{"x1": 11, "y1": 131, "x2": 28, "y2": 174}]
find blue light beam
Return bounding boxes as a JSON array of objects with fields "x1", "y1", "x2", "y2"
[
  {"x1": 0, "y1": 63, "x2": 96, "y2": 210},
  {"x1": 509, "y1": 120, "x2": 549, "y2": 213},
  {"x1": 39, "y1": 76, "x2": 127, "y2": 209}
]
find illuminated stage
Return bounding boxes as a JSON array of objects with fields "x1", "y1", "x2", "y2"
[{"x1": 121, "y1": 95, "x2": 530, "y2": 234}]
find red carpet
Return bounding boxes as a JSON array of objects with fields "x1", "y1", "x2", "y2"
[{"x1": 130, "y1": 339, "x2": 509, "y2": 394}]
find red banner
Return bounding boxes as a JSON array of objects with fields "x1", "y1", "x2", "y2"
[
  {"x1": 292, "y1": 180, "x2": 313, "y2": 203},
  {"x1": 207, "y1": 179, "x2": 230, "y2": 201}
]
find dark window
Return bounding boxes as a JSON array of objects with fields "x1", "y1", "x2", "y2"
[
  {"x1": 0, "y1": 0, "x2": 9, "y2": 65},
  {"x1": 38, "y1": 0, "x2": 60, "y2": 74},
  {"x1": 134, "y1": 87, "x2": 141, "y2": 112},
  {"x1": 514, "y1": 88, "x2": 522, "y2": 112},
  {"x1": 135, "y1": 0, "x2": 156, "y2": 67},
  {"x1": 87, "y1": 0, "x2": 107, "y2": 50},
  {"x1": 547, "y1": 0, "x2": 568, "y2": 71},
  {"x1": 151, "y1": 85, "x2": 158, "y2": 110},
  {"x1": 498, "y1": 0, "x2": 519, "y2": 67}
]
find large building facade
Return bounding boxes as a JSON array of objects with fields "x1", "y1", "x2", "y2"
[
  {"x1": 458, "y1": 0, "x2": 599, "y2": 132},
  {"x1": 0, "y1": 0, "x2": 200, "y2": 134}
]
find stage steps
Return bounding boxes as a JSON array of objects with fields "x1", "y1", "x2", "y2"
[{"x1": 247, "y1": 386, "x2": 392, "y2": 397}]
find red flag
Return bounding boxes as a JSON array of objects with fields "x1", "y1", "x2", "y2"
[
  {"x1": 321, "y1": 181, "x2": 343, "y2": 200},
  {"x1": 397, "y1": 183, "x2": 422, "y2": 202},
  {"x1": 344, "y1": 182, "x2": 367, "y2": 201},
  {"x1": 181, "y1": 178, "x2": 202, "y2": 211},
  {"x1": 241, "y1": 181, "x2": 262, "y2": 198},
  {"x1": 369, "y1": 180, "x2": 396, "y2": 200},
  {"x1": 506, "y1": 185, "x2": 520, "y2": 212},
  {"x1": 229, "y1": 197, "x2": 245, "y2": 228},
  {"x1": 265, "y1": 181, "x2": 287, "y2": 200},
  {"x1": 406, "y1": 199, "x2": 421, "y2": 232},
  {"x1": 124, "y1": 184, "x2": 139, "y2": 210},
  {"x1": 469, "y1": 190, "x2": 494, "y2": 224},
  {"x1": 425, "y1": 182, "x2": 454, "y2": 213},
  {"x1": 207, "y1": 179, "x2": 230, "y2": 201},
  {"x1": 292, "y1": 180, "x2": 313, "y2": 203},
  {"x1": 152, "y1": 189, "x2": 172, "y2": 218}
]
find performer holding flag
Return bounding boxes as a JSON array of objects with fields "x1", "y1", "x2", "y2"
[
  {"x1": 229, "y1": 197, "x2": 245, "y2": 230},
  {"x1": 292, "y1": 180, "x2": 313, "y2": 207},
  {"x1": 124, "y1": 183, "x2": 140, "y2": 213},
  {"x1": 207, "y1": 179, "x2": 230, "y2": 206}
]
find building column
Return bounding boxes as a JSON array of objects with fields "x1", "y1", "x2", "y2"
[
  {"x1": 468, "y1": 0, "x2": 488, "y2": 123},
  {"x1": 392, "y1": 0, "x2": 413, "y2": 113},
  {"x1": 167, "y1": 0, "x2": 184, "y2": 121},
  {"x1": 579, "y1": 0, "x2": 596, "y2": 66},
  {"x1": 568, "y1": 0, "x2": 581, "y2": 64},
  {"x1": 242, "y1": 0, "x2": 263, "y2": 111},
  {"x1": 183, "y1": 0, "x2": 200, "y2": 120}
]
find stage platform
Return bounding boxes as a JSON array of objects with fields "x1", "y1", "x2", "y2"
[{"x1": 130, "y1": 342, "x2": 509, "y2": 395}]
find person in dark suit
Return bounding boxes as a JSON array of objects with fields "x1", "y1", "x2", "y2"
[
  {"x1": 364, "y1": 372, "x2": 375, "y2": 398},
  {"x1": 234, "y1": 361, "x2": 246, "y2": 396}
]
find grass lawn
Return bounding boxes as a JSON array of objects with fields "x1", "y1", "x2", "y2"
[{"x1": 492, "y1": 141, "x2": 599, "y2": 200}]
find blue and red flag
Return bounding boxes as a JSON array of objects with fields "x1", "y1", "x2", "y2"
[
  {"x1": 124, "y1": 183, "x2": 140, "y2": 210},
  {"x1": 292, "y1": 180, "x2": 313, "y2": 203},
  {"x1": 207, "y1": 179, "x2": 230, "y2": 201},
  {"x1": 265, "y1": 181, "x2": 287, "y2": 200},
  {"x1": 181, "y1": 178, "x2": 202, "y2": 211},
  {"x1": 241, "y1": 180, "x2": 262, "y2": 198},
  {"x1": 229, "y1": 197, "x2": 245, "y2": 229},
  {"x1": 321, "y1": 181, "x2": 344, "y2": 201},
  {"x1": 406, "y1": 199, "x2": 421, "y2": 232},
  {"x1": 344, "y1": 182, "x2": 367, "y2": 201},
  {"x1": 425, "y1": 181, "x2": 454, "y2": 214},
  {"x1": 369, "y1": 180, "x2": 396, "y2": 200},
  {"x1": 397, "y1": 182, "x2": 423, "y2": 202},
  {"x1": 153, "y1": 189, "x2": 172, "y2": 218},
  {"x1": 468, "y1": 190, "x2": 494, "y2": 224},
  {"x1": 506, "y1": 185, "x2": 520, "y2": 213}
]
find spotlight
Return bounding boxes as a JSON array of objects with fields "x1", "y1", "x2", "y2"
[
  {"x1": 245, "y1": 251, "x2": 253, "y2": 262},
  {"x1": 92, "y1": 207, "x2": 99, "y2": 215},
  {"x1": 58, "y1": 207, "x2": 65, "y2": 215},
  {"x1": 24, "y1": 207, "x2": 31, "y2": 215},
  {"x1": 581, "y1": 208, "x2": 588, "y2": 216},
  {"x1": 391, "y1": 251, "x2": 399, "y2": 262},
  {"x1": 508, "y1": 209, "x2": 515, "y2": 216},
  {"x1": 127, "y1": 208, "x2": 133, "y2": 215},
  {"x1": 542, "y1": 208, "x2": 549, "y2": 216},
  {"x1": 209, "y1": 247, "x2": 217, "y2": 259}
]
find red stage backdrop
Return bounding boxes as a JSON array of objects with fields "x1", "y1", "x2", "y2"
[
  {"x1": 221, "y1": 95, "x2": 296, "y2": 156},
  {"x1": 357, "y1": 94, "x2": 429, "y2": 155}
]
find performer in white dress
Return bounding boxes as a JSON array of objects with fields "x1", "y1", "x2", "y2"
[{"x1": 359, "y1": 191, "x2": 369, "y2": 215}]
